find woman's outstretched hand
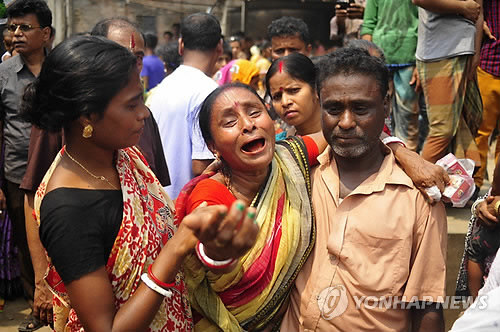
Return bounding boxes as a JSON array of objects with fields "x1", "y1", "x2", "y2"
[{"x1": 181, "y1": 200, "x2": 259, "y2": 261}]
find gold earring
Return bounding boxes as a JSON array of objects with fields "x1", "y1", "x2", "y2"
[{"x1": 82, "y1": 124, "x2": 93, "y2": 138}]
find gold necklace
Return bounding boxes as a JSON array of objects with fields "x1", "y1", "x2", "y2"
[
  {"x1": 223, "y1": 172, "x2": 237, "y2": 197},
  {"x1": 65, "y1": 148, "x2": 119, "y2": 190},
  {"x1": 223, "y1": 172, "x2": 259, "y2": 207}
]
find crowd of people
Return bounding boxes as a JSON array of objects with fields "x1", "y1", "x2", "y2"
[{"x1": 0, "y1": 0, "x2": 498, "y2": 331}]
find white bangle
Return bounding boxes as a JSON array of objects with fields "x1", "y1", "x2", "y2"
[
  {"x1": 141, "y1": 273, "x2": 173, "y2": 298},
  {"x1": 195, "y1": 242, "x2": 235, "y2": 269},
  {"x1": 382, "y1": 136, "x2": 406, "y2": 148}
]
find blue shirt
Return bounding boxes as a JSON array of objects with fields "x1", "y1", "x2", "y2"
[{"x1": 141, "y1": 55, "x2": 166, "y2": 91}]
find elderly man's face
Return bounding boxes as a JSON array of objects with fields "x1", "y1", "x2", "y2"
[
  {"x1": 320, "y1": 73, "x2": 389, "y2": 159},
  {"x1": 107, "y1": 26, "x2": 145, "y2": 72}
]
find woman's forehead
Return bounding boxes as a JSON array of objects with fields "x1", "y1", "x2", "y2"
[{"x1": 214, "y1": 88, "x2": 261, "y2": 111}]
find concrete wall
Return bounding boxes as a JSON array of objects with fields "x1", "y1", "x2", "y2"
[
  {"x1": 71, "y1": 0, "x2": 187, "y2": 36},
  {"x1": 48, "y1": 0, "x2": 333, "y2": 46}
]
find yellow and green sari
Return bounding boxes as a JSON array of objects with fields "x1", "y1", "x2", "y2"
[{"x1": 179, "y1": 137, "x2": 316, "y2": 331}]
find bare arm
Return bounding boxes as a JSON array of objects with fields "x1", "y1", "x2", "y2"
[
  {"x1": 467, "y1": 260, "x2": 483, "y2": 297},
  {"x1": 475, "y1": 140, "x2": 500, "y2": 226},
  {"x1": 67, "y1": 231, "x2": 189, "y2": 332},
  {"x1": 490, "y1": 135, "x2": 500, "y2": 196},
  {"x1": 412, "y1": 0, "x2": 480, "y2": 22},
  {"x1": 468, "y1": 0, "x2": 483, "y2": 80},
  {"x1": 64, "y1": 202, "x2": 258, "y2": 332},
  {"x1": 411, "y1": 303, "x2": 444, "y2": 332},
  {"x1": 192, "y1": 159, "x2": 213, "y2": 177},
  {"x1": 306, "y1": 130, "x2": 328, "y2": 153},
  {"x1": 24, "y1": 192, "x2": 53, "y2": 325}
]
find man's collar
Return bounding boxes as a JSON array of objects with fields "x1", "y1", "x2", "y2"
[
  {"x1": 14, "y1": 49, "x2": 47, "y2": 75},
  {"x1": 12, "y1": 54, "x2": 25, "y2": 73}
]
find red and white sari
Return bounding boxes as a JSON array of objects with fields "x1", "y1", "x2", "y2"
[{"x1": 34, "y1": 146, "x2": 193, "y2": 332}]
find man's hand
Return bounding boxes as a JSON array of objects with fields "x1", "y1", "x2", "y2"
[
  {"x1": 335, "y1": 5, "x2": 348, "y2": 25},
  {"x1": 202, "y1": 159, "x2": 222, "y2": 175},
  {"x1": 459, "y1": 0, "x2": 481, "y2": 22},
  {"x1": 24, "y1": 192, "x2": 53, "y2": 325},
  {"x1": 347, "y1": 3, "x2": 365, "y2": 19},
  {"x1": 409, "y1": 67, "x2": 422, "y2": 93},
  {"x1": 483, "y1": 21, "x2": 497, "y2": 41},
  {"x1": 33, "y1": 280, "x2": 53, "y2": 326},
  {"x1": 476, "y1": 196, "x2": 500, "y2": 228},
  {"x1": 391, "y1": 144, "x2": 450, "y2": 204},
  {"x1": 192, "y1": 159, "x2": 214, "y2": 177},
  {"x1": 467, "y1": 54, "x2": 480, "y2": 81}
]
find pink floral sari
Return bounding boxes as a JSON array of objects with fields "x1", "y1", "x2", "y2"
[{"x1": 33, "y1": 146, "x2": 193, "y2": 331}]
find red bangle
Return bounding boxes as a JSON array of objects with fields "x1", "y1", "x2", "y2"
[{"x1": 147, "y1": 264, "x2": 176, "y2": 289}]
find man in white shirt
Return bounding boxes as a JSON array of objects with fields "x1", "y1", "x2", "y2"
[{"x1": 148, "y1": 13, "x2": 222, "y2": 198}]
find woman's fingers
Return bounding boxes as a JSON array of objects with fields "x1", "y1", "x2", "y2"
[
  {"x1": 231, "y1": 207, "x2": 259, "y2": 257},
  {"x1": 213, "y1": 200, "x2": 247, "y2": 247},
  {"x1": 184, "y1": 201, "x2": 260, "y2": 262},
  {"x1": 182, "y1": 204, "x2": 228, "y2": 242},
  {"x1": 203, "y1": 202, "x2": 260, "y2": 261}
]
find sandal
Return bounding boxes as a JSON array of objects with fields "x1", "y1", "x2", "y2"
[{"x1": 18, "y1": 313, "x2": 44, "y2": 332}]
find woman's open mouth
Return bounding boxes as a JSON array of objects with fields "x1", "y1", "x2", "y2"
[{"x1": 241, "y1": 138, "x2": 266, "y2": 154}]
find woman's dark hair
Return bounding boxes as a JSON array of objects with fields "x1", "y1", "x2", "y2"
[
  {"x1": 199, "y1": 83, "x2": 266, "y2": 143},
  {"x1": 265, "y1": 52, "x2": 316, "y2": 94},
  {"x1": 22, "y1": 35, "x2": 137, "y2": 132}
]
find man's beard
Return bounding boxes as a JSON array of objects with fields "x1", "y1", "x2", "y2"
[{"x1": 329, "y1": 131, "x2": 378, "y2": 159}]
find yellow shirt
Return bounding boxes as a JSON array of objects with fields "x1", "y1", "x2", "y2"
[{"x1": 281, "y1": 146, "x2": 447, "y2": 332}]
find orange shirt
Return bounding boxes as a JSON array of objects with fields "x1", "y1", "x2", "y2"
[{"x1": 281, "y1": 146, "x2": 447, "y2": 332}]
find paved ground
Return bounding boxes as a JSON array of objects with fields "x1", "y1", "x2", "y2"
[{"x1": 0, "y1": 152, "x2": 494, "y2": 332}]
